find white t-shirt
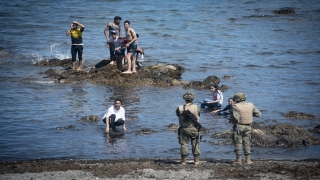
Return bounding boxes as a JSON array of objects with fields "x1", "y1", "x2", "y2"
[
  {"x1": 102, "y1": 106, "x2": 125, "y2": 122},
  {"x1": 212, "y1": 90, "x2": 223, "y2": 105}
]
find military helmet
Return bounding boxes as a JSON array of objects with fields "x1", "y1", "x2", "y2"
[
  {"x1": 233, "y1": 92, "x2": 247, "y2": 102},
  {"x1": 183, "y1": 92, "x2": 195, "y2": 101}
]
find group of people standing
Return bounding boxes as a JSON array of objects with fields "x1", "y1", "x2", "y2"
[
  {"x1": 177, "y1": 86, "x2": 261, "y2": 165},
  {"x1": 66, "y1": 16, "x2": 143, "y2": 72}
]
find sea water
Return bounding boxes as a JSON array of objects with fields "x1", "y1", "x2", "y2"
[{"x1": 0, "y1": 0, "x2": 320, "y2": 161}]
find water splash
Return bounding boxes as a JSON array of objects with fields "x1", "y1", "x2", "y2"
[{"x1": 49, "y1": 43, "x2": 70, "y2": 60}]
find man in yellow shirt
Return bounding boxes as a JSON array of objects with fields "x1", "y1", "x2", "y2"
[{"x1": 66, "y1": 21, "x2": 85, "y2": 70}]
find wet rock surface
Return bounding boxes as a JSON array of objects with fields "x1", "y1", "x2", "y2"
[
  {"x1": 274, "y1": 8, "x2": 295, "y2": 14},
  {"x1": 211, "y1": 122, "x2": 320, "y2": 148},
  {"x1": 282, "y1": 111, "x2": 316, "y2": 120},
  {"x1": 37, "y1": 59, "x2": 189, "y2": 87},
  {"x1": 132, "y1": 128, "x2": 157, "y2": 135},
  {"x1": 53, "y1": 125, "x2": 75, "y2": 130},
  {"x1": 0, "y1": 159, "x2": 319, "y2": 179},
  {"x1": 183, "y1": 75, "x2": 229, "y2": 91},
  {"x1": 80, "y1": 115, "x2": 100, "y2": 122},
  {"x1": 308, "y1": 125, "x2": 320, "y2": 134}
]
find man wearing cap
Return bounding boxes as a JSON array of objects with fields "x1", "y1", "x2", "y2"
[
  {"x1": 66, "y1": 21, "x2": 85, "y2": 70},
  {"x1": 106, "y1": 30, "x2": 126, "y2": 70},
  {"x1": 175, "y1": 92, "x2": 201, "y2": 165},
  {"x1": 104, "y1": 16, "x2": 122, "y2": 65},
  {"x1": 231, "y1": 92, "x2": 261, "y2": 165}
]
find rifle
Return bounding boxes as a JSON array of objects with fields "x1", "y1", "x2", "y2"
[{"x1": 182, "y1": 106, "x2": 203, "y2": 143}]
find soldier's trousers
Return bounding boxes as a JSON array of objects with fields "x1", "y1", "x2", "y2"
[
  {"x1": 179, "y1": 126, "x2": 201, "y2": 157},
  {"x1": 232, "y1": 124, "x2": 252, "y2": 156}
]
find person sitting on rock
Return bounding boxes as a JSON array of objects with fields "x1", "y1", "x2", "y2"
[
  {"x1": 200, "y1": 84, "x2": 223, "y2": 109},
  {"x1": 212, "y1": 97, "x2": 234, "y2": 115},
  {"x1": 102, "y1": 99, "x2": 126, "y2": 133},
  {"x1": 231, "y1": 92, "x2": 261, "y2": 165}
]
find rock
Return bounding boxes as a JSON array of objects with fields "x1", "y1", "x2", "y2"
[
  {"x1": 183, "y1": 75, "x2": 220, "y2": 89},
  {"x1": 54, "y1": 125, "x2": 75, "y2": 130},
  {"x1": 133, "y1": 128, "x2": 157, "y2": 135},
  {"x1": 282, "y1": 111, "x2": 316, "y2": 120},
  {"x1": 80, "y1": 115, "x2": 100, "y2": 122},
  {"x1": 219, "y1": 85, "x2": 229, "y2": 92},
  {"x1": 38, "y1": 59, "x2": 187, "y2": 87},
  {"x1": 222, "y1": 75, "x2": 232, "y2": 80},
  {"x1": 308, "y1": 125, "x2": 320, "y2": 134},
  {"x1": 211, "y1": 122, "x2": 320, "y2": 148},
  {"x1": 35, "y1": 58, "x2": 71, "y2": 66},
  {"x1": 274, "y1": 8, "x2": 295, "y2": 14},
  {"x1": 0, "y1": 50, "x2": 11, "y2": 57},
  {"x1": 202, "y1": 76, "x2": 220, "y2": 85}
]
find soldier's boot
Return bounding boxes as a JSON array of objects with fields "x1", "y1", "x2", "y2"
[
  {"x1": 181, "y1": 155, "x2": 187, "y2": 165},
  {"x1": 245, "y1": 155, "x2": 253, "y2": 164},
  {"x1": 233, "y1": 155, "x2": 242, "y2": 164},
  {"x1": 194, "y1": 156, "x2": 200, "y2": 165}
]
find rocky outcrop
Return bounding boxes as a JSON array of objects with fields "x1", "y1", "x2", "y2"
[
  {"x1": 211, "y1": 122, "x2": 320, "y2": 148},
  {"x1": 282, "y1": 111, "x2": 316, "y2": 120},
  {"x1": 36, "y1": 58, "x2": 229, "y2": 88},
  {"x1": 308, "y1": 125, "x2": 320, "y2": 134},
  {"x1": 132, "y1": 128, "x2": 157, "y2": 135},
  {"x1": 274, "y1": 8, "x2": 295, "y2": 15},
  {"x1": 80, "y1": 115, "x2": 100, "y2": 122},
  {"x1": 183, "y1": 75, "x2": 229, "y2": 90},
  {"x1": 38, "y1": 59, "x2": 188, "y2": 87}
]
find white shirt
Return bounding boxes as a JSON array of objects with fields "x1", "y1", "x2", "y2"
[
  {"x1": 218, "y1": 90, "x2": 223, "y2": 105},
  {"x1": 102, "y1": 106, "x2": 125, "y2": 122}
]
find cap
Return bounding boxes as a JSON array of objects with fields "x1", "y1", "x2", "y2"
[{"x1": 110, "y1": 30, "x2": 117, "y2": 34}]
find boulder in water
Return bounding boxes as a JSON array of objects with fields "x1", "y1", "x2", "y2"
[
  {"x1": 81, "y1": 115, "x2": 100, "y2": 122},
  {"x1": 282, "y1": 111, "x2": 316, "y2": 120}
]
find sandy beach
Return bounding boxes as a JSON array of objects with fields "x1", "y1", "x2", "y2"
[{"x1": 1, "y1": 158, "x2": 320, "y2": 179}]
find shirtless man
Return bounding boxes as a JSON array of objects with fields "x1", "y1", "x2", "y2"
[
  {"x1": 122, "y1": 20, "x2": 137, "y2": 74},
  {"x1": 104, "y1": 16, "x2": 122, "y2": 65}
]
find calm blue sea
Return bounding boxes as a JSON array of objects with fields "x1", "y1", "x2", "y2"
[{"x1": 0, "y1": 0, "x2": 320, "y2": 161}]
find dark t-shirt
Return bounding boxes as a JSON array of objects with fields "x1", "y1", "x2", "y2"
[{"x1": 70, "y1": 28, "x2": 84, "y2": 44}]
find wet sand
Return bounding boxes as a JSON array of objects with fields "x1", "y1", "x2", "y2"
[{"x1": 1, "y1": 158, "x2": 319, "y2": 179}]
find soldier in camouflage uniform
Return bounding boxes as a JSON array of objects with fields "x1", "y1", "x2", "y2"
[
  {"x1": 176, "y1": 92, "x2": 201, "y2": 165},
  {"x1": 231, "y1": 92, "x2": 261, "y2": 164}
]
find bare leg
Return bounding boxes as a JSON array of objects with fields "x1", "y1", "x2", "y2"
[
  {"x1": 131, "y1": 54, "x2": 136, "y2": 72},
  {"x1": 72, "y1": 62, "x2": 76, "y2": 69},
  {"x1": 122, "y1": 54, "x2": 132, "y2": 73},
  {"x1": 79, "y1": 60, "x2": 83, "y2": 69}
]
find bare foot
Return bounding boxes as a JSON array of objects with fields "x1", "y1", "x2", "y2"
[{"x1": 122, "y1": 71, "x2": 132, "y2": 74}]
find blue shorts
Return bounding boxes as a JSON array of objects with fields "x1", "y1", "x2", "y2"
[{"x1": 127, "y1": 42, "x2": 136, "y2": 54}]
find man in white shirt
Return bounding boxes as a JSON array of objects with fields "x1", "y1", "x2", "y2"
[{"x1": 102, "y1": 99, "x2": 126, "y2": 133}]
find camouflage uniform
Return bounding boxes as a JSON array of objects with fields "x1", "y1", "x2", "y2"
[
  {"x1": 176, "y1": 92, "x2": 201, "y2": 165},
  {"x1": 231, "y1": 93, "x2": 261, "y2": 157},
  {"x1": 176, "y1": 104, "x2": 201, "y2": 157}
]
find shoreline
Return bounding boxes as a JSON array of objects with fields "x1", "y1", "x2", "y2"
[{"x1": 1, "y1": 158, "x2": 319, "y2": 179}]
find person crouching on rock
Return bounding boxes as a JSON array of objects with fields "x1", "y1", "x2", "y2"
[
  {"x1": 102, "y1": 99, "x2": 126, "y2": 133},
  {"x1": 176, "y1": 92, "x2": 201, "y2": 165},
  {"x1": 200, "y1": 84, "x2": 223, "y2": 109},
  {"x1": 231, "y1": 92, "x2": 261, "y2": 164},
  {"x1": 106, "y1": 30, "x2": 126, "y2": 71}
]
